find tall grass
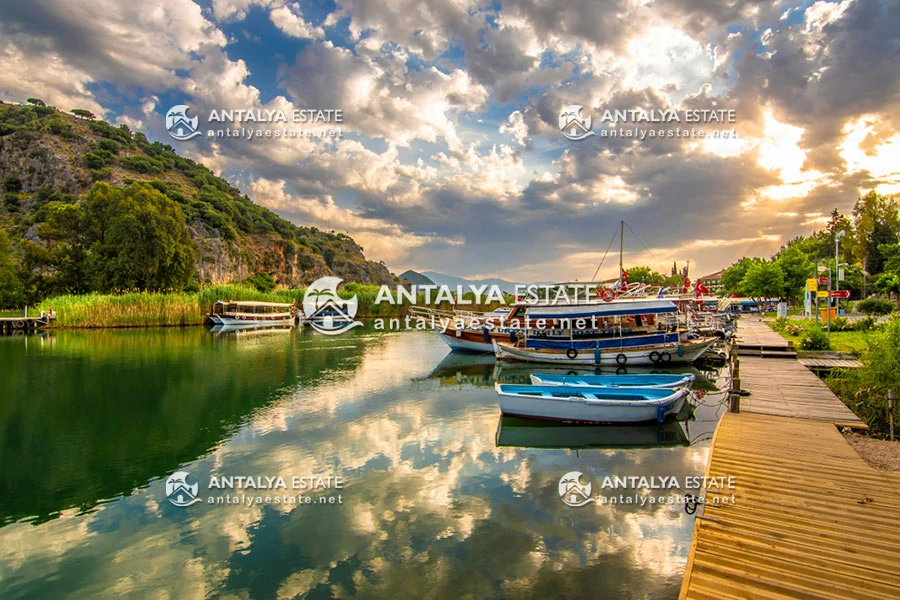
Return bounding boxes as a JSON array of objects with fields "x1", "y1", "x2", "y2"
[
  {"x1": 35, "y1": 285, "x2": 509, "y2": 328},
  {"x1": 38, "y1": 292, "x2": 202, "y2": 328},
  {"x1": 827, "y1": 316, "x2": 900, "y2": 436}
]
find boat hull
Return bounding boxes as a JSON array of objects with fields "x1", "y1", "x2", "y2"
[
  {"x1": 495, "y1": 384, "x2": 689, "y2": 424},
  {"x1": 493, "y1": 338, "x2": 716, "y2": 366},
  {"x1": 529, "y1": 373, "x2": 695, "y2": 388},
  {"x1": 213, "y1": 316, "x2": 295, "y2": 328}
]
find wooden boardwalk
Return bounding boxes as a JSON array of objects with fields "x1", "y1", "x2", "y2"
[
  {"x1": 739, "y1": 355, "x2": 865, "y2": 428},
  {"x1": 679, "y1": 412, "x2": 900, "y2": 600},
  {"x1": 680, "y1": 316, "x2": 900, "y2": 599}
]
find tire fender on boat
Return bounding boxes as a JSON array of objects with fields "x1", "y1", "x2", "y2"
[
  {"x1": 660, "y1": 351, "x2": 672, "y2": 362},
  {"x1": 649, "y1": 350, "x2": 661, "y2": 363},
  {"x1": 616, "y1": 353, "x2": 627, "y2": 366},
  {"x1": 566, "y1": 347, "x2": 578, "y2": 359},
  {"x1": 677, "y1": 345, "x2": 684, "y2": 357}
]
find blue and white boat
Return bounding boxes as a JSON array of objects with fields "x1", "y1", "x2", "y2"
[
  {"x1": 529, "y1": 373, "x2": 695, "y2": 389},
  {"x1": 495, "y1": 383, "x2": 690, "y2": 423}
]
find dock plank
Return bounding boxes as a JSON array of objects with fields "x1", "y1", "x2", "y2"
[{"x1": 680, "y1": 412, "x2": 900, "y2": 600}]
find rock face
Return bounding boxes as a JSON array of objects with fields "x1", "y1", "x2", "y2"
[{"x1": 0, "y1": 103, "x2": 396, "y2": 288}]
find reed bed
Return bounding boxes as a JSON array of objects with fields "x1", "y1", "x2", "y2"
[
  {"x1": 38, "y1": 292, "x2": 203, "y2": 328},
  {"x1": 35, "y1": 285, "x2": 506, "y2": 328}
]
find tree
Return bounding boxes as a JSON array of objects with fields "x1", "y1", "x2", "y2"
[
  {"x1": 851, "y1": 191, "x2": 900, "y2": 276},
  {"x1": 872, "y1": 273, "x2": 900, "y2": 308},
  {"x1": 71, "y1": 108, "x2": 96, "y2": 120},
  {"x1": 740, "y1": 260, "x2": 785, "y2": 299},
  {"x1": 81, "y1": 183, "x2": 199, "y2": 291},
  {"x1": 625, "y1": 266, "x2": 666, "y2": 286},
  {"x1": 773, "y1": 245, "x2": 813, "y2": 303},
  {"x1": 721, "y1": 257, "x2": 758, "y2": 295},
  {"x1": 0, "y1": 229, "x2": 24, "y2": 308},
  {"x1": 25, "y1": 98, "x2": 46, "y2": 107}
]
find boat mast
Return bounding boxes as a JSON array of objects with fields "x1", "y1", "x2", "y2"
[{"x1": 618, "y1": 220, "x2": 624, "y2": 289}]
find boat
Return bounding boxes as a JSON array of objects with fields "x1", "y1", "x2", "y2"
[
  {"x1": 207, "y1": 300, "x2": 296, "y2": 328},
  {"x1": 424, "y1": 296, "x2": 685, "y2": 354},
  {"x1": 529, "y1": 372, "x2": 695, "y2": 388},
  {"x1": 492, "y1": 335, "x2": 716, "y2": 366},
  {"x1": 495, "y1": 416, "x2": 690, "y2": 449},
  {"x1": 495, "y1": 382, "x2": 690, "y2": 423}
]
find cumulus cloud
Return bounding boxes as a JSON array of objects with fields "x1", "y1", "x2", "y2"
[{"x1": 0, "y1": 0, "x2": 897, "y2": 279}]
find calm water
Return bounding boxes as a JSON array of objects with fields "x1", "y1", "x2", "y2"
[{"x1": 0, "y1": 326, "x2": 727, "y2": 599}]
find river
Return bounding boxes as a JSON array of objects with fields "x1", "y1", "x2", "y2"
[{"x1": 0, "y1": 326, "x2": 727, "y2": 599}]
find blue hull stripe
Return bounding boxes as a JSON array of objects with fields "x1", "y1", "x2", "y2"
[{"x1": 527, "y1": 332, "x2": 678, "y2": 350}]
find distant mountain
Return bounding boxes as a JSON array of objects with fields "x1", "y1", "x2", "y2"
[
  {"x1": 398, "y1": 270, "x2": 435, "y2": 286},
  {"x1": 422, "y1": 271, "x2": 521, "y2": 294}
]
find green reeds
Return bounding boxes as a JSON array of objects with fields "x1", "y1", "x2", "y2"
[{"x1": 37, "y1": 292, "x2": 202, "y2": 328}]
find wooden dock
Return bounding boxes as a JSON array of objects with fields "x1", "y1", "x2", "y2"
[
  {"x1": 735, "y1": 317, "x2": 798, "y2": 358},
  {"x1": 0, "y1": 315, "x2": 53, "y2": 334},
  {"x1": 679, "y1": 412, "x2": 900, "y2": 600},
  {"x1": 680, "y1": 316, "x2": 900, "y2": 599}
]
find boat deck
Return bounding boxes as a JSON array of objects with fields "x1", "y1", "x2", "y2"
[{"x1": 680, "y1": 316, "x2": 898, "y2": 599}]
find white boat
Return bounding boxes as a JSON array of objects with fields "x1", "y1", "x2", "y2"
[
  {"x1": 529, "y1": 373, "x2": 695, "y2": 388},
  {"x1": 207, "y1": 300, "x2": 296, "y2": 328},
  {"x1": 492, "y1": 336, "x2": 716, "y2": 366},
  {"x1": 495, "y1": 382, "x2": 690, "y2": 423}
]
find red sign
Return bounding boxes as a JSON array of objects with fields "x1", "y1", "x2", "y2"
[
  {"x1": 829, "y1": 290, "x2": 850, "y2": 299},
  {"x1": 818, "y1": 277, "x2": 830, "y2": 285}
]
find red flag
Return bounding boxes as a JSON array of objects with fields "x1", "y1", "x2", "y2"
[
  {"x1": 621, "y1": 269, "x2": 628, "y2": 292},
  {"x1": 682, "y1": 278, "x2": 691, "y2": 293},
  {"x1": 732, "y1": 292, "x2": 737, "y2": 298},
  {"x1": 696, "y1": 281, "x2": 709, "y2": 297}
]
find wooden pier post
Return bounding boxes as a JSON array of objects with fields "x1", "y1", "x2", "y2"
[{"x1": 729, "y1": 345, "x2": 741, "y2": 413}]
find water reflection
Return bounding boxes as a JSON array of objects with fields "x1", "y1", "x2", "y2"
[{"x1": 0, "y1": 327, "x2": 727, "y2": 599}]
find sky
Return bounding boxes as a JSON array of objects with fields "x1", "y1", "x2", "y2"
[{"x1": 1, "y1": 0, "x2": 898, "y2": 282}]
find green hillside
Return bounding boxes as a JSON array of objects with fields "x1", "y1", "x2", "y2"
[{"x1": 0, "y1": 101, "x2": 394, "y2": 305}]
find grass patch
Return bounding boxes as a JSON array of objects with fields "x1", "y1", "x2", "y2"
[{"x1": 767, "y1": 319, "x2": 871, "y2": 354}]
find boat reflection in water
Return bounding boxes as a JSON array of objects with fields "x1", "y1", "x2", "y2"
[{"x1": 495, "y1": 415, "x2": 692, "y2": 450}]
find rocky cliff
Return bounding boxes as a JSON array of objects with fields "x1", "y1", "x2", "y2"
[{"x1": 0, "y1": 102, "x2": 395, "y2": 294}]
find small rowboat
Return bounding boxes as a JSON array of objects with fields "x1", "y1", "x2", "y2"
[
  {"x1": 495, "y1": 383, "x2": 690, "y2": 423},
  {"x1": 529, "y1": 373, "x2": 695, "y2": 389}
]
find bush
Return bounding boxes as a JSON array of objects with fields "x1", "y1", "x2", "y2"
[
  {"x1": 800, "y1": 325, "x2": 832, "y2": 351},
  {"x1": 242, "y1": 271, "x2": 277, "y2": 292},
  {"x1": 827, "y1": 317, "x2": 900, "y2": 436},
  {"x1": 3, "y1": 175, "x2": 21, "y2": 193},
  {"x1": 857, "y1": 297, "x2": 894, "y2": 316}
]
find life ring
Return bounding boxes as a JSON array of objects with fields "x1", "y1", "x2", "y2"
[
  {"x1": 599, "y1": 288, "x2": 614, "y2": 302},
  {"x1": 616, "y1": 353, "x2": 627, "y2": 366},
  {"x1": 660, "y1": 351, "x2": 672, "y2": 363},
  {"x1": 566, "y1": 347, "x2": 578, "y2": 359},
  {"x1": 649, "y1": 351, "x2": 661, "y2": 363}
]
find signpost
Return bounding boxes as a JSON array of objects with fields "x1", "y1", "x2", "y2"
[
  {"x1": 817, "y1": 290, "x2": 829, "y2": 299},
  {"x1": 829, "y1": 290, "x2": 851, "y2": 299},
  {"x1": 818, "y1": 277, "x2": 830, "y2": 286},
  {"x1": 806, "y1": 279, "x2": 818, "y2": 292}
]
